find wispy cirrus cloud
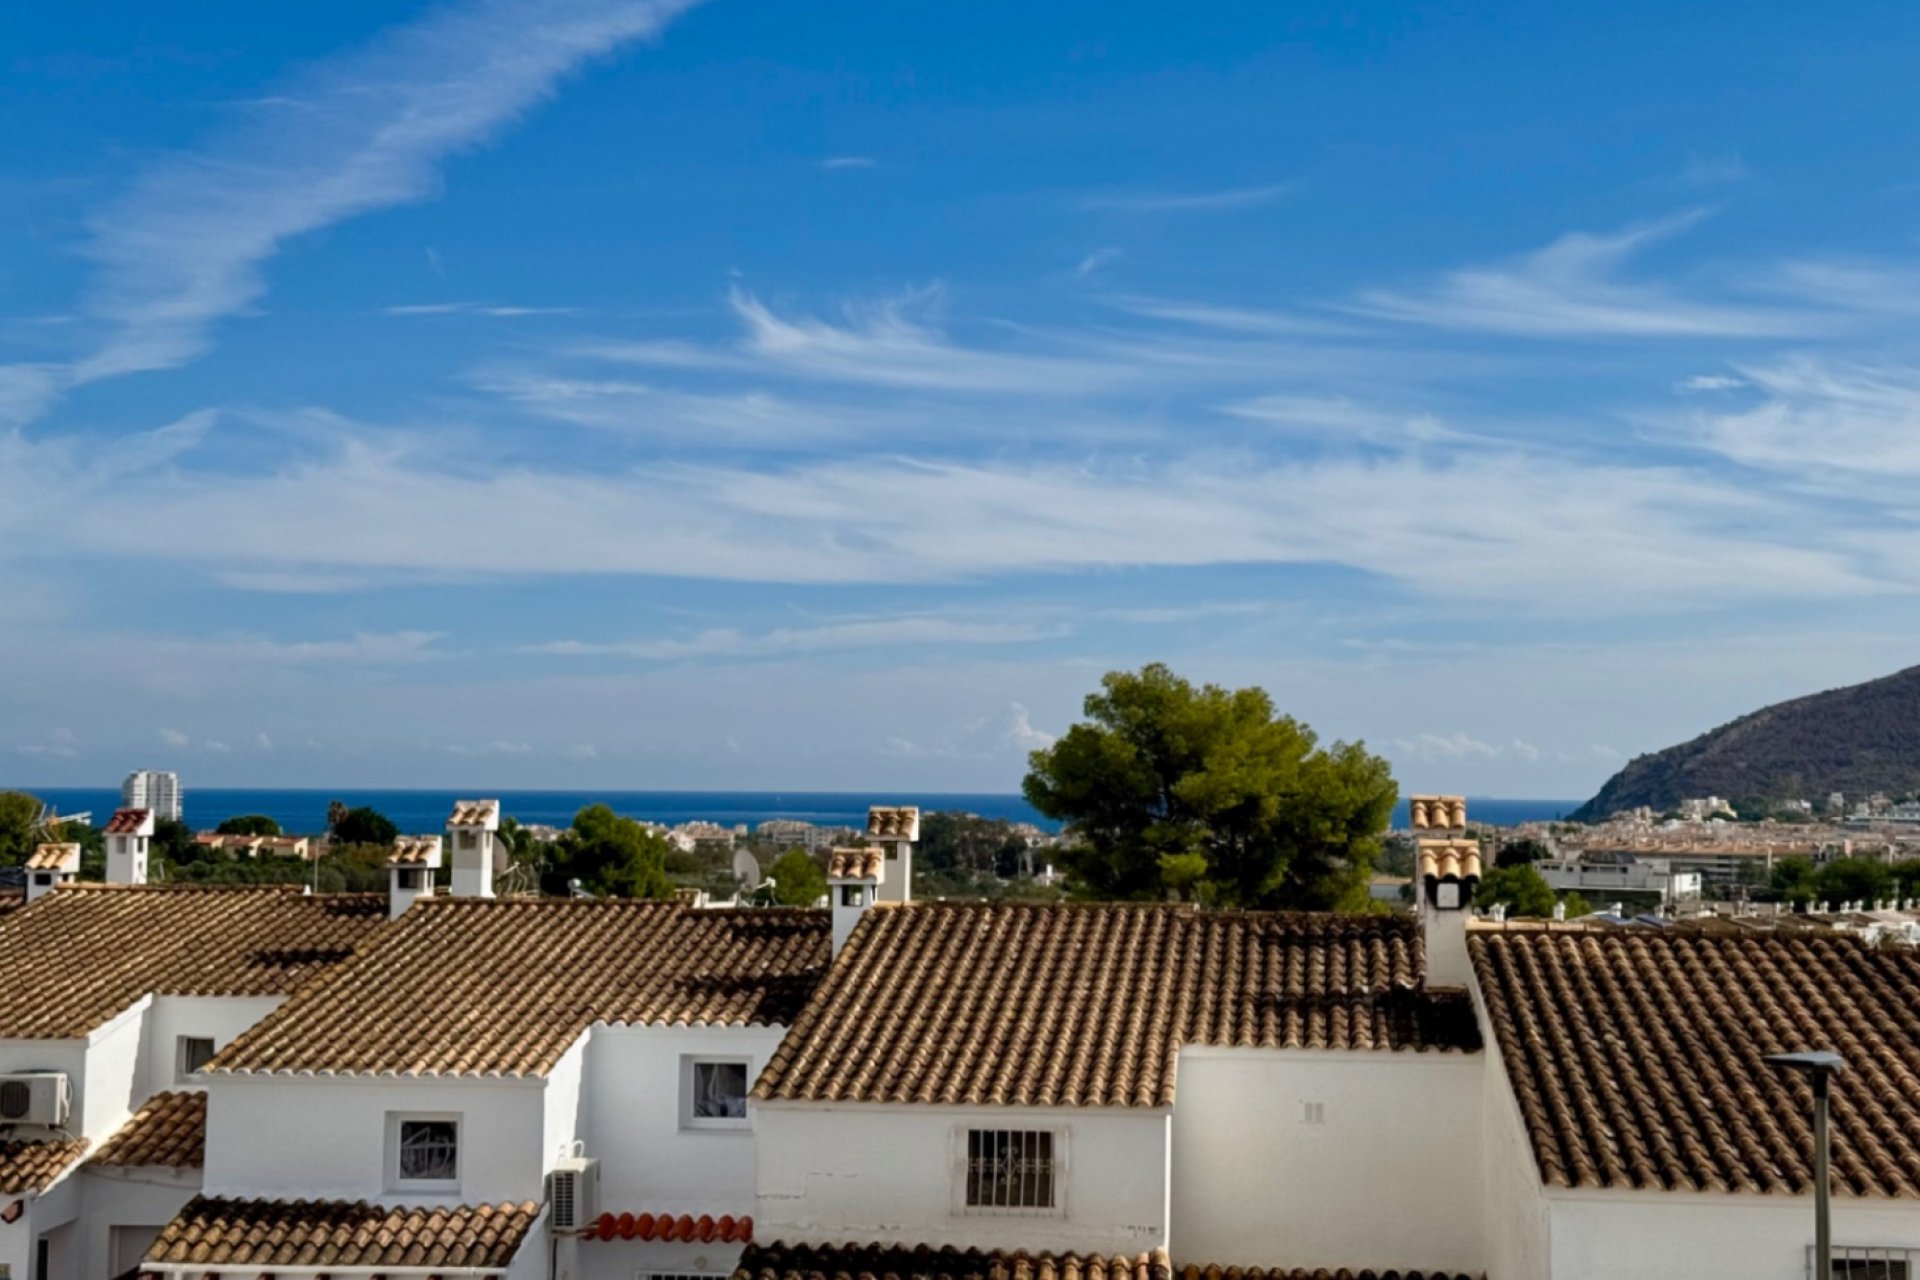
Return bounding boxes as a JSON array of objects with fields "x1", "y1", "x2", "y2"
[
  {"x1": 381, "y1": 301, "x2": 580, "y2": 318},
  {"x1": 821, "y1": 155, "x2": 877, "y2": 170},
  {"x1": 583, "y1": 285, "x2": 1151, "y2": 395},
  {"x1": 44, "y1": 418, "x2": 1876, "y2": 607},
  {"x1": 1079, "y1": 182, "x2": 1292, "y2": 213},
  {"x1": 523, "y1": 616, "x2": 1070, "y2": 661},
  {"x1": 43, "y1": 0, "x2": 704, "y2": 394},
  {"x1": 1351, "y1": 210, "x2": 1808, "y2": 338}
]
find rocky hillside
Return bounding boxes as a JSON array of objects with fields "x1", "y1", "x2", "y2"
[{"x1": 1572, "y1": 664, "x2": 1920, "y2": 821}]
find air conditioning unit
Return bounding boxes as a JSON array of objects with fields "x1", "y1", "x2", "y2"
[
  {"x1": 0, "y1": 1073, "x2": 70, "y2": 1127},
  {"x1": 547, "y1": 1155, "x2": 600, "y2": 1233}
]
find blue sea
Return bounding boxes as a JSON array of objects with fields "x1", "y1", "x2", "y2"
[{"x1": 16, "y1": 787, "x2": 1579, "y2": 836}]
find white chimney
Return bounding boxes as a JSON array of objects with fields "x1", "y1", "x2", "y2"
[
  {"x1": 826, "y1": 846, "x2": 883, "y2": 956},
  {"x1": 1409, "y1": 794, "x2": 1480, "y2": 988},
  {"x1": 445, "y1": 800, "x2": 502, "y2": 898},
  {"x1": 104, "y1": 808, "x2": 156, "y2": 886},
  {"x1": 25, "y1": 844, "x2": 80, "y2": 903},
  {"x1": 866, "y1": 806, "x2": 920, "y2": 905},
  {"x1": 387, "y1": 836, "x2": 443, "y2": 919}
]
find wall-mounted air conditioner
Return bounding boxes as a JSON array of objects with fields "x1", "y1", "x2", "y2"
[
  {"x1": 548, "y1": 1155, "x2": 600, "y2": 1233},
  {"x1": 0, "y1": 1073, "x2": 70, "y2": 1128}
]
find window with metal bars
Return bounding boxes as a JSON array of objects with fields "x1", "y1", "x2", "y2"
[
  {"x1": 395, "y1": 1117, "x2": 459, "y2": 1184},
  {"x1": 1823, "y1": 1248, "x2": 1915, "y2": 1279},
  {"x1": 963, "y1": 1129, "x2": 1057, "y2": 1212}
]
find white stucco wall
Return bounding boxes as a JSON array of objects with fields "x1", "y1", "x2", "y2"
[
  {"x1": 77, "y1": 1168, "x2": 202, "y2": 1280},
  {"x1": 1475, "y1": 988, "x2": 1551, "y2": 1280},
  {"x1": 545, "y1": 1033, "x2": 588, "y2": 1173},
  {"x1": 139, "y1": 996, "x2": 285, "y2": 1097},
  {"x1": 203, "y1": 1075, "x2": 549, "y2": 1204},
  {"x1": 1545, "y1": 1189, "x2": 1920, "y2": 1280},
  {"x1": 1169, "y1": 1047, "x2": 1483, "y2": 1274},
  {"x1": 756, "y1": 1101, "x2": 1171, "y2": 1253},
  {"x1": 582, "y1": 1024, "x2": 788, "y2": 1216}
]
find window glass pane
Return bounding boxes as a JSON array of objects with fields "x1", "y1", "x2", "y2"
[
  {"x1": 693, "y1": 1062, "x2": 749, "y2": 1118},
  {"x1": 398, "y1": 1120, "x2": 459, "y2": 1181},
  {"x1": 180, "y1": 1037, "x2": 215, "y2": 1074}
]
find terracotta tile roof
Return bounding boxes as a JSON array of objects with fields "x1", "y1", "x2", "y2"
[
  {"x1": 447, "y1": 800, "x2": 499, "y2": 827},
  {"x1": 756, "y1": 903, "x2": 1478, "y2": 1108},
  {"x1": 210, "y1": 898, "x2": 830, "y2": 1077},
  {"x1": 1473, "y1": 929, "x2": 1920, "y2": 1196},
  {"x1": 867, "y1": 806, "x2": 919, "y2": 839},
  {"x1": 106, "y1": 808, "x2": 151, "y2": 834},
  {"x1": 1416, "y1": 840, "x2": 1482, "y2": 883},
  {"x1": 828, "y1": 847, "x2": 883, "y2": 879},
  {"x1": 92, "y1": 1090, "x2": 206, "y2": 1168},
  {"x1": 0, "y1": 886, "x2": 389, "y2": 1039},
  {"x1": 388, "y1": 837, "x2": 443, "y2": 866},
  {"x1": 583, "y1": 1211, "x2": 752, "y2": 1242},
  {"x1": 0, "y1": 1140, "x2": 88, "y2": 1194},
  {"x1": 25, "y1": 843, "x2": 79, "y2": 872},
  {"x1": 144, "y1": 1196, "x2": 538, "y2": 1271},
  {"x1": 734, "y1": 1244, "x2": 1472, "y2": 1280}
]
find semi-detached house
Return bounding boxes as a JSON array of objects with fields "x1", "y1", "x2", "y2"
[{"x1": 0, "y1": 798, "x2": 1918, "y2": 1280}]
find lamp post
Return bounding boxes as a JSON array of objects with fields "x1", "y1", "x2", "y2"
[{"x1": 1765, "y1": 1050, "x2": 1847, "y2": 1279}]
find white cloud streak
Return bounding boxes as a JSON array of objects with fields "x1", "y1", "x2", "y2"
[
  {"x1": 60, "y1": 0, "x2": 703, "y2": 387},
  {"x1": 1079, "y1": 183, "x2": 1292, "y2": 213},
  {"x1": 1352, "y1": 210, "x2": 1808, "y2": 338},
  {"x1": 524, "y1": 617, "x2": 1070, "y2": 660}
]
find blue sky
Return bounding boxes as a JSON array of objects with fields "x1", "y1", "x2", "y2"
[{"x1": 6, "y1": 0, "x2": 1920, "y2": 797}]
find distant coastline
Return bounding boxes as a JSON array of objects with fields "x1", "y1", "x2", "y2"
[{"x1": 14, "y1": 786, "x2": 1579, "y2": 835}]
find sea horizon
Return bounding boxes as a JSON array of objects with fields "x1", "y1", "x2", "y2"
[{"x1": 13, "y1": 786, "x2": 1582, "y2": 836}]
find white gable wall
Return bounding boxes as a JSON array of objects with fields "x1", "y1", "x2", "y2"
[
  {"x1": 1545, "y1": 1188, "x2": 1920, "y2": 1279},
  {"x1": 755, "y1": 1100, "x2": 1171, "y2": 1254},
  {"x1": 1475, "y1": 985, "x2": 1551, "y2": 1280},
  {"x1": 581, "y1": 1023, "x2": 789, "y2": 1214},
  {"x1": 203, "y1": 1075, "x2": 549, "y2": 1203},
  {"x1": 1170, "y1": 1047, "x2": 1483, "y2": 1274},
  {"x1": 139, "y1": 996, "x2": 285, "y2": 1097},
  {"x1": 77, "y1": 1168, "x2": 202, "y2": 1280}
]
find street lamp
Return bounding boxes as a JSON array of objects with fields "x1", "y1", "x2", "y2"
[{"x1": 1766, "y1": 1050, "x2": 1847, "y2": 1279}]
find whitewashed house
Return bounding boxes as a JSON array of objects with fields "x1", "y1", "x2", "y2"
[
  {"x1": 5, "y1": 798, "x2": 1918, "y2": 1280},
  {"x1": 0, "y1": 845, "x2": 389, "y2": 1280}
]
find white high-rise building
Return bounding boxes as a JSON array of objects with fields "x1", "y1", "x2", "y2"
[{"x1": 120, "y1": 769, "x2": 182, "y2": 821}]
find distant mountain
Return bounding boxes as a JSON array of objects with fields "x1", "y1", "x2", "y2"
[{"x1": 1571, "y1": 664, "x2": 1920, "y2": 822}]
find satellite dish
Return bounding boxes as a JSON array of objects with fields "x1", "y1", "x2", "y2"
[{"x1": 733, "y1": 848, "x2": 762, "y2": 892}]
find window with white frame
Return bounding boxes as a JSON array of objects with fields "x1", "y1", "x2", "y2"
[
  {"x1": 681, "y1": 1058, "x2": 750, "y2": 1128},
  {"x1": 389, "y1": 1114, "x2": 461, "y2": 1188},
  {"x1": 961, "y1": 1128, "x2": 1060, "y2": 1213},
  {"x1": 176, "y1": 1036, "x2": 216, "y2": 1080},
  {"x1": 1826, "y1": 1248, "x2": 1915, "y2": 1279}
]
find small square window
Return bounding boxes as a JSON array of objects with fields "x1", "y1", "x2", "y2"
[
  {"x1": 839, "y1": 884, "x2": 867, "y2": 907},
  {"x1": 177, "y1": 1036, "x2": 216, "y2": 1080},
  {"x1": 458, "y1": 830, "x2": 477, "y2": 850},
  {"x1": 683, "y1": 1059, "x2": 750, "y2": 1129},
  {"x1": 391, "y1": 1115, "x2": 460, "y2": 1187},
  {"x1": 33, "y1": 873, "x2": 51, "y2": 886},
  {"x1": 395, "y1": 867, "x2": 425, "y2": 891},
  {"x1": 963, "y1": 1128, "x2": 1058, "y2": 1212}
]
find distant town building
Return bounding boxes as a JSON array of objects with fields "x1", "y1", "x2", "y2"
[{"x1": 120, "y1": 770, "x2": 181, "y2": 821}]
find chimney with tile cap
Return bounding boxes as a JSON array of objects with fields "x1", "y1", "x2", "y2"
[
  {"x1": 1410, "y1": 794, "x2": 1480, "y2": 987},
  {"x1": 25, "y1": 844, "x2": 80, "y2": 903},
  {"x1": 104, "y1": 808, "x2": 155, "y2": 886},
  {"x1": 387, "y1": 836, "x2": 443, "y2": 919},
  {"x1": 825, "y1": 845, "x2": 884, "y2": 955},
  {"x1": 866, "y1": 805, "x2": 919, "y2": 905},
  {"x1": 445, "y1": 799, "x2": 502, "y2": 898}
]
